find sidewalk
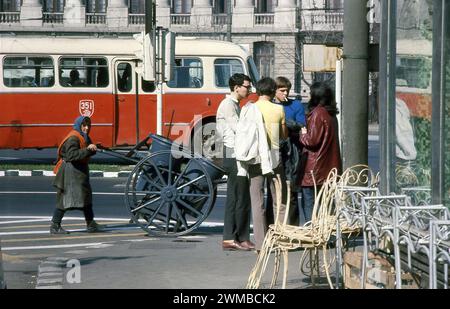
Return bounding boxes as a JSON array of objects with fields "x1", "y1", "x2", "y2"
[{"x1": 36, "y1": 233, "x2": 322, "y2": 289}]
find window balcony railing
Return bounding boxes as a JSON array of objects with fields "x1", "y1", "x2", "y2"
[
  {"x1": 128, "y1": 13, "x2": 145, "y2": 25},
  {"x1": 86, "y1": 12, "x2": 106, "y2": 24},
  {"x1": 0, "y1": 11, "x2": 20, "y2": 23},
  {"x1": 254, "y1": 13, "x2": 274, "y2": 25},
  {"x1": 43, "y1": 12, "x2": 64, "y2": 24},
  {"x1": 170, "y1": 13, "x2": 190, "y2": 25},
  {"x1": 300, "y1": 9, "x2": 344, "y2": 31},
  {"x1": 212, "y1": 13, "x2": 227, "y2": 26}
]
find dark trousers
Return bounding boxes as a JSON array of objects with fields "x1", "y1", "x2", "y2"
[
  {"x1": 222, "y1": 147, "x2": 251, "y2": 242},
  {"x1": 52, "y1": 204, "x2": 94, "y2": 224}
]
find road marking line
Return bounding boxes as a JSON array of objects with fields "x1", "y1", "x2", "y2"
[
  {"x1": 1, "y1": 232, "x2": 148, "y2": 243},
  {"x1": 0, "y1": 221, "x2": 126, "y2": 229},
  {"x1": 3, "y1": 242, "x2": 105, "y2": 251},
  {"x1": 0, "y1": 191, "x2": 226, "y2": 197},
  {"x1": 0, "y1": 191, "x2": 125, "y2": 195},
  {"x1": 0, "y1": 216, "x2": 132, "y2": 222},
  {"x1": 0, "y1": 219, "x2": 56, "y2": 225},
  {"x1": 0, "y1": 226, "x2": 141, "y2": 236}
]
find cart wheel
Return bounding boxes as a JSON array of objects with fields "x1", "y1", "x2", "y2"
[{"x1": 124, "y1": 150, "x2": 215, "y2": 237}]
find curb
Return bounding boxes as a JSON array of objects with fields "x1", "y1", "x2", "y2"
[{"x1": 0, "y1": 170, "x2": 132, "y2": 178}]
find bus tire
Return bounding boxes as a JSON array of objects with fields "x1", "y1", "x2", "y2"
[{"x1": 191, "y1": 121, "x2": 218, "y2": 159}]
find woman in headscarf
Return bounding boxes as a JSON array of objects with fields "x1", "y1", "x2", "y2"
[{"x1": 50, "y1": 116, "x2": 102, "y2": 234}]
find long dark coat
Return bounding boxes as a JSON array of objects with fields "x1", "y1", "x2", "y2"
[
  {"x1": 299, "y1": 105, "x2": 341, "y2": 187},
  {"x1": 53, "y1": 136, "x2": 94, "y2": 210}
]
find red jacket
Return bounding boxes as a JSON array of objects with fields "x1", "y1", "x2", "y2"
[{"x1": 299, "y1": 106, "x2": 341, "y2": 186}]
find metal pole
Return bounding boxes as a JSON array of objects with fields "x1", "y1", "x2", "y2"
[
  {"x1": 342, "y1": 0, "x2": 370, "y2": 170},
  {"x1": 145, "y1": 0, "x2": 154, "y2": 35},
  {"x1": 226, "y1": 0, "x2": 232, "y2": 41},
  {"x1": 379, "y1": 0, "x2": 397, "y2": 195},
  {"x1": 156, "y1": 28, "x2": 163, "y2": 135},
  {"x1": 336, "y1": 59, "x2": 343, "y2": 153}
]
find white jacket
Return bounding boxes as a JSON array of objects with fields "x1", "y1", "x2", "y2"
[{"x1": 235, "y1": 102, "x2": 273, "y2": 177}]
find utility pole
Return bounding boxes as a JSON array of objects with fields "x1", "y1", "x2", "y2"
[
  {"x1": 341, "y1": 0, "x2": 370, "y2": 170},
  {"x1": 145, "y1": 0, "x2": 155, "y2": 36},
  {"x1": 226, "y1": 0, "x2": 232, "y2": 41}
]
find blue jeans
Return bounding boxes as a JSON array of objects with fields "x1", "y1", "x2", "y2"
[{"x1": 300, "y1": 186, "x2": 320, "y2": 224}]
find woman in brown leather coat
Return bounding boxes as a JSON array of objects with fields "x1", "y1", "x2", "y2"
[{"x1": 299, "y1": 82, "x2": 341, "y2": 223}]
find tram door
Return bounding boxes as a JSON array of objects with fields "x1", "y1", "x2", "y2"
[{"x1": 114, "y1": 60, "x2": 139, "y2": 146}]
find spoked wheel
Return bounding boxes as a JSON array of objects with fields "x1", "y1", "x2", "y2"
[{"x1": 125, "y1": 150, "x2": 215, "y2": 237}]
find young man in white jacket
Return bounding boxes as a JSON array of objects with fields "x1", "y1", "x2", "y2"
[
  {"x1": 235, "y1": 98, "x2": 274, "y2": 251},
  {"x1": 216, "y1": 73, "x2": 255, "y2": 251}
]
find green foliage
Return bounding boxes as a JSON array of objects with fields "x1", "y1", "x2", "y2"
[{"x1": 411, "y1": 117, "x2": 432, "y2": 186}]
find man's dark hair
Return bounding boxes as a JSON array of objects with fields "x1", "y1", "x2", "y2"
[
  {"x1": 228, "y1": 73, "x2": 251, "y2": 92},
  {"x1": 81, "y1": 117, "x2": 91, "y2": 127},
  {"x1": 275, "y1": 76, "x2": 292, "y2": 90},
  {"x1": 256, "y1": 77, "x2": 276, "y2": 97}
]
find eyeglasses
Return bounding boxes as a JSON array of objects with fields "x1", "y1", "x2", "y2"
[{"x1": 240, "y1": 85, "x2": 252, "y2": 90}]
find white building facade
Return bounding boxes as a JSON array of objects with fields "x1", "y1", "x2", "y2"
[{"x1": 0, "y1": 0, "x2": 344, "y2": 94}]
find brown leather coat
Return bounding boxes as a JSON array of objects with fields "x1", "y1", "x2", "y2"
[{"x1": 299, "y1": 105, "x2": 341, "y2": 187}]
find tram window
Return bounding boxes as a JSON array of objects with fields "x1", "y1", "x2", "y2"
[
  {"x1": 142, "y1": 78, "x2": 156, "y2": 93},
  {"x1": 59, "y1": 57, "x2": 109, "y2": 88},
  {"x1": 214, "y1": 58, "x2": 244, "y2": 88},
  {"x1": 167, "y1": 58, "x2": 203, "y2": 88},
  {"x1": 395, "y1": 56, "x2": 432, "y2": 89},
  {"x1": 3, "y1": 56, "x2": 54, "y2": 88},
  {"x1": 117, "y1": 63, "x2": 132, "y2": 92}
]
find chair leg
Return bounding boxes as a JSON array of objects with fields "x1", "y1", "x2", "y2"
[
  {"x1": 282, "y1": 250, "x2": 289, "y2": 289},
  {"x1": 310, "y1": 249, "x2": 316, "y2": 287},
  {"x1": 323, "y1": 245, "x2": 334, "y2": 289},
  {"x1": 270, "y1": 249, "x2": 281, "y2": 288},
  {"x1": 247, "y1": 235, "x2": 275, "y2": 289}
]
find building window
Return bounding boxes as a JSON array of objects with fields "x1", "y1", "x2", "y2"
[
  {"x1": 43, "y1": 0, "x2": 65, "y2": 12},
  {"x1": 255, "y1": 0, "x2": 276, "y2": 13},
  {"x1": 171, "y1": 0, "x2": 192, "y2": 14},
  {"x1": 213, "y1": 0, "x2": 228, "y2": 14},
  {"x1": 325, "y1": 0, "x2": 343, "y2": 10},
  {"x1": 0, "y1": 0, "x2": 20, "y2": 11},
  {"x1": 129, "y1": 0, "x2": 145, "y2": 14},
  {"x1": 86, "y1": 0, "x2": 107, "y2": 13},
  {"x1": 254, "y1": 42, "x2": 275, "y2": 78}
]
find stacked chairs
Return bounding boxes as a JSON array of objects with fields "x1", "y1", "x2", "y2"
[
  {"x1": 247, "y1": 169, "x2": 339, "y2": 289},
  {"x1": 334, "y1": 165, "x2": 380, "y2": 288},
  {"x1": 394, "y1": 205, "x2": 449, "y2": 288},
  {"x1": 359, "y1": 195, "x2": 410, "y2": 288},
  {"x1": 430, "y1": 220, "x2": 450, "y2": 289}
]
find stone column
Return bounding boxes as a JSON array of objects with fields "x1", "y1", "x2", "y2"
[
  {"x1": 233, "y1": 0, "x2": 254, "y2": 29},
  {"x1": 20, "y1": 0, "x2": 42, "y2": 27},
  {"x1": 156, "y1": 0, "x2": 171, "y2": 28},
  {"x1": 64, "y1": 0, "x2": 86, "y2": 27},
  {"x1": 192, "y1": 0, "x2": 212, "y2": 29},
  {"x1": 107, "y1": 0, "x2": 128, "y2": 28},
  {"x1": 274, "y1": 0, "x2": 296, "y2": 29}
]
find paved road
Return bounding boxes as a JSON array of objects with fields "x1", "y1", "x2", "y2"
[{"x1": 0, "y1": 176, "x2": 235, "y2": 288}]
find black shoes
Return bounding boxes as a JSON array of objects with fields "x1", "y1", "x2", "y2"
[
  {"x1": 86, "y1": 220, "x2": 104, "y2": 233},
  {"x1": 50, "y1": 223, "x2": 70, "y2": 235}
]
